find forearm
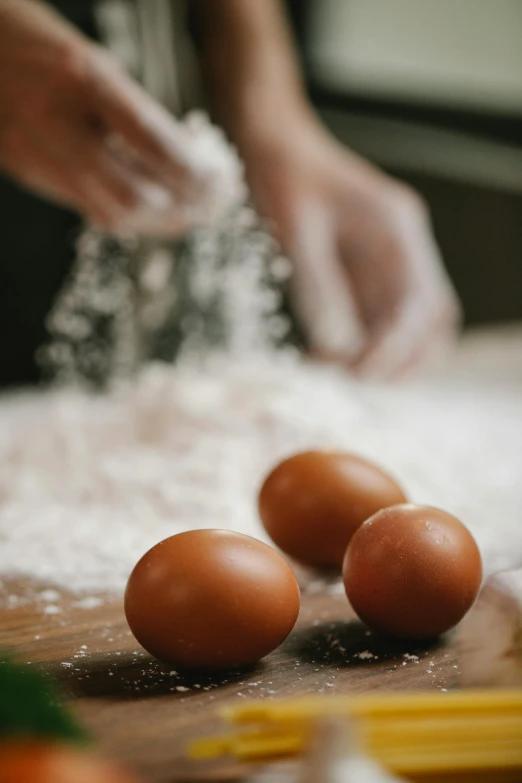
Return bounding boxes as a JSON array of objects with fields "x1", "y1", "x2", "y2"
[
  {"x1": 0, "y1": 0, "x2": 86, "y2": 52},
  {"x1": 190, "y1": 0, "x2": 311, "y2": 150}
]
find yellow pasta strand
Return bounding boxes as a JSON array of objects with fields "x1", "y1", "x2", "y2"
[{"x1": 188, "y1": 689, "x2": 522, "y2": 780}]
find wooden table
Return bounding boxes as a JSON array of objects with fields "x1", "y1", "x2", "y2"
[{"x1": 0, "y1": 576, "x2": 460, "y2": 782}]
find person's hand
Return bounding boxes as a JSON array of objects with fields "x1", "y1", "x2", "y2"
[
  {"x1": 241, "y1": 115, "x2": 461, "y2": 379},
  {"x1": 0, "y1": 0, "x2": 230, "y2": 236}
]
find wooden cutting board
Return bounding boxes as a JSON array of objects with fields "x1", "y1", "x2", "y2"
[{"x1": 0, "y1": 578, "x2": 460, "y2": 782}]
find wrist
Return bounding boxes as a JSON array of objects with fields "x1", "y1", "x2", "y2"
[{"x1": 231, "y1": 94, "x2": 319, "y2": 165}]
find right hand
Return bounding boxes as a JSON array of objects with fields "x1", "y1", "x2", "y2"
[{"x1": 0, "y1": 0, "x2": 215, "y2": 235}]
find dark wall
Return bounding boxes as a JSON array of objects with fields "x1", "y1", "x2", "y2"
[{"x1": 387, "y1": 173, "x2": 522, "y2": 326}]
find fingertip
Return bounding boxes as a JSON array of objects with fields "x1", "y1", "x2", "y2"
[
  {"x1": 353, "y1": 302, "x2": 461, "y2": 382},
  {"x1": 348, "y1": 330, "x2": 407, "y2": 381}
]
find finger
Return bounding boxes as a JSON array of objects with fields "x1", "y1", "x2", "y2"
[
  {"x1": 79, "y1": 137, "x2": 205, "y2": 237},
  {"x1": 388, "y1": 302, "x2": 460, "y2": 381},
  {"x1": 351, "y1": 289, "x2": 458, "y2": 381},
  {"x1": 350, "y1": 304, "x2": 422, "y2": 380},
  {"x1": 350, "y1": 192, "x2": 460, "y2": 379},
  {"x1": 86, "y1": 53, "x2": 197, "y2": 190},
  {"x1": 122, "y1": 206, "x2": 192, "y2": 238},
  {"x1": 76, "y1": 162, "x2": 196, "y2": 238},
  {"x1": 29, "y1": 122, "x2": 182, "y2": 234},
  {"x1": 104, "y1": 135, "x2": 192, "y2": 204},
  {"x1": 24, "y1": 120, "x2": 204, "y2": 237},
  {"x1": 39, "y1": 167, "x2": 124, "y2": 229},
  {"x1": 289, "y1": 202, "x2": 366, "y2": 362},
  {"x1": 36, "y1": 117, "x2": 157, "y2": 211},
  {"x1": 78, "y1": 136, "x2": 178, "y2": 223},
  {"x1": 5, "y1": 134, "x2": 123, "y2": 227}
]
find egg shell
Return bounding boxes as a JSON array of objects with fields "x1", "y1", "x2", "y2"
[
  {"x1": 259, "y1": 451, "x2": 407, "y2": 569},
  {"x1": 124, "y1": 529, "x2": 300, "y2": 670},
  {"x1": 343, "y1": 504, "x2": 483, "y2": 639}
]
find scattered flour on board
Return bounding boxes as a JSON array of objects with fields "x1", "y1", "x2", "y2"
[{"x1": 354, "y1": 651, "x2": 378, "y2": 661}]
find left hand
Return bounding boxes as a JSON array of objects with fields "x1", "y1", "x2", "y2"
[{"x1": 240, "y1": 114, "x2": 461, "y2": 379}]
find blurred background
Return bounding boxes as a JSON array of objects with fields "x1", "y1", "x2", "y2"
[{"x1": 287, "y1": 0, "x2": 522, "y2": 327}]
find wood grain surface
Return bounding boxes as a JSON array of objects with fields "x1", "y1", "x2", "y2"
[{"x1": 0, "y1": 576, "x2": 460, "y2": 782}]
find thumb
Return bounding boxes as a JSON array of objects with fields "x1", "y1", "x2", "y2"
[{"x1": 289, "y1": 202, "x2": 365, "y2": 362}]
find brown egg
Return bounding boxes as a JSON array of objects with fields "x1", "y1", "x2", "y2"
[
  {"x1": 258, "y1": 451, "x2": 407, "y2": 569},
  {"x1": 124, "y1": 530, "x2": 300, "y2": 670},
  {"x1": 343, "y1": 504, "x2": 483, "y2": 639}
]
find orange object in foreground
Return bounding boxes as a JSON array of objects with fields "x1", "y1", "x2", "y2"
[
  {"x1": 125, "y1": 530, "x2": 300, "y2": 670},
  {"x1": 343, "y1": 504, "x2": 483, "y2": 638},
  {"x1": 259, "y1": 451, "x2": 406, "y2": 569},
  {"x1": 0, "y1": 740, "x2": 136, "y2": 783}
]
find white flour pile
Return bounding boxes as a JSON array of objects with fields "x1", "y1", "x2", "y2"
[
  {"x1": 0, "y1": 333, "x2": 521, "y2": 597},
  {"x1": 1, "y1": 112, "x2": 521, "y2": 602}
]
